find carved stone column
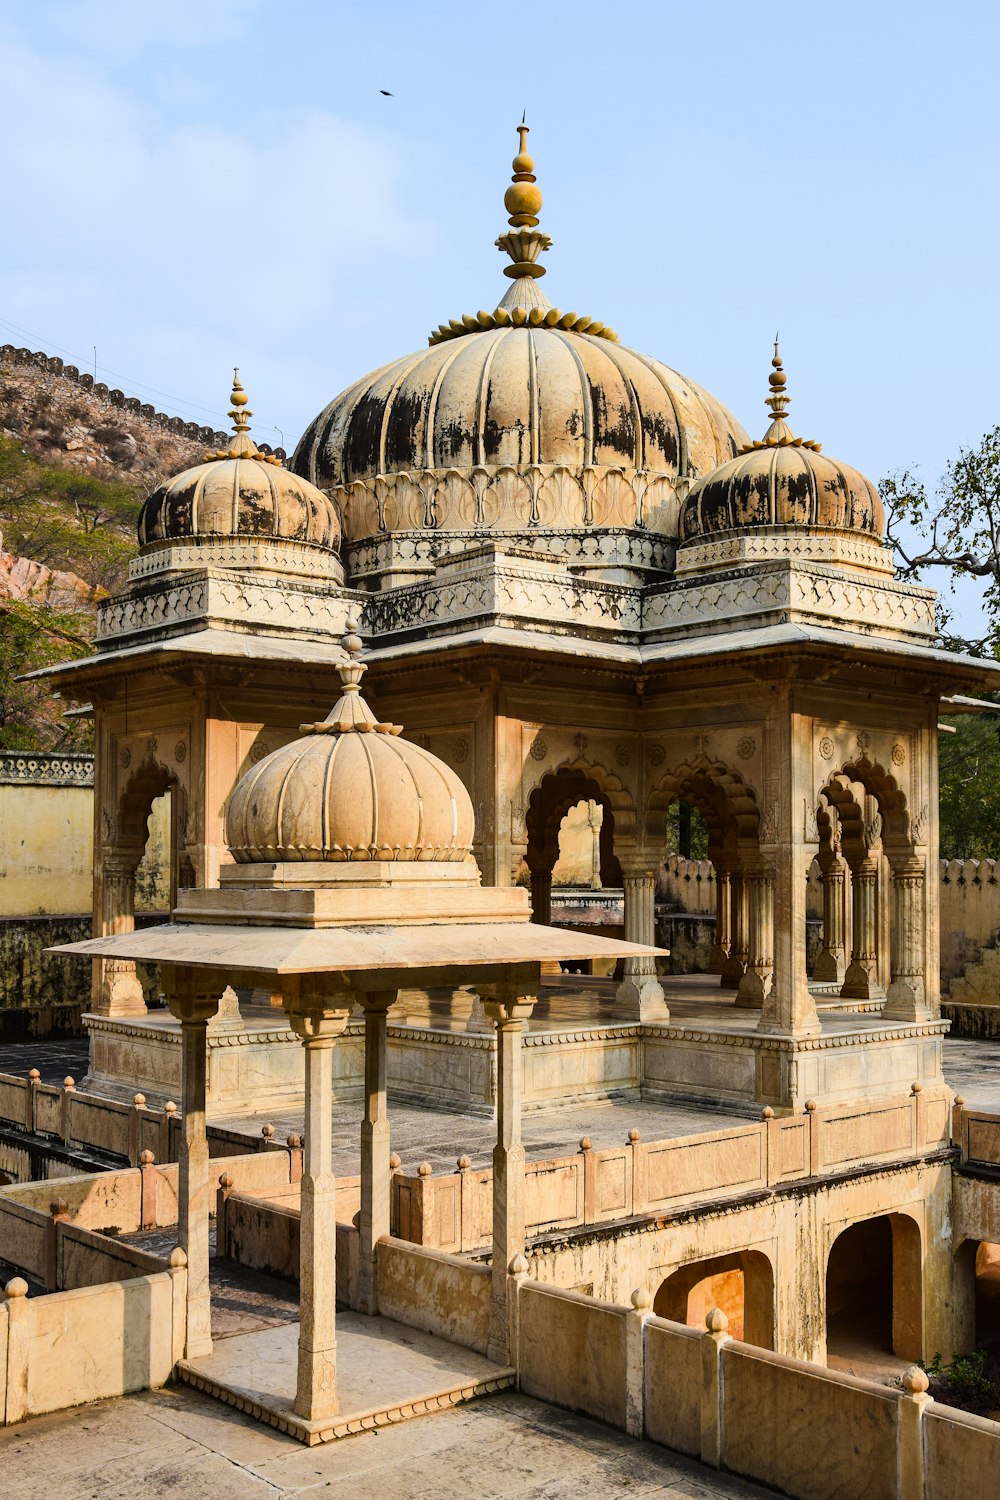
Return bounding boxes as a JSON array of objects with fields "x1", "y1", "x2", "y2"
[
  {"x1": 616, "y1": 863, "x2": 668, "y2": 1022},
  {"x1": 707, "y1": 868, "x2": 732, "y2": 975},
  {"x1": 529, "y1": 868, "x2": 552, "y2": 926},
  {"x1": 735, "y1": 870, "x2": 774, "y2": 1009},
  {"x1": 481, "y1": 986, "x2": 535, "y2": 1365},
  {"x1": 358, "y1": 991, "x2": 394, "y2": 1315},
  {"x1": 720, "y1": 874, "x2": 748, "y2": 987},
  {"x1": 841, "y1": 858, "x2": 884, "y2": 1000},
  {"x1": 94, "y1": 851, "x2": 147, "y2": 1017},
  {"x1": 287, "y1": 997, "x2": 350, "y2": 1424},
  {"x1": 163, "y1": 965, "x2": 222, "y2": 1360},
  {"x1": 589, "y1": 801, "x2": 602, "y2": 890},
  {"x1": 884, "y1": 856, "x2": 931, "y2": 1022},
  {"x1": 813, "y1": 855, "x2": 848, "y2": 983}
]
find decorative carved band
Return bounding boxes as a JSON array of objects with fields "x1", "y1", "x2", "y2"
[
  {"x1": 333, "y1": 464, "x2": 683, "y2": 543},
  {"x1": 0, "y1": 751, "x2": 95, "y2": 787}
]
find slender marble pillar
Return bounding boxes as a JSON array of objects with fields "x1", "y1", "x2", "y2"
[
  {"x1": 529, "y1": 868, "x2": 552, "y2": 925},
  {"x1": 163, "y1": 966, "x2": 221, "y2": 1360},
  {"x1": 736, "y1": 871, "x2": 774, "y2": 1009},
  {"x1": 884, "y1": 857, "x2": 931, "y2": 1021},
  {"x1": 481, "y1": 989, "x2": 535, "y2": 1365},
  {"x1": 358, "y1": 993, "x2": 393, "y2": 1315},
  {"x1": 617, "y1": 866, "x2": 668, "y2": 1022},
  {"x1": 290, "y1": 1008, "x2": 347, "y2": 1423},
  {"x1": 813, "y1": 856, "x2": 848, "y2": 983},
  {"x1": 720, "y1": 874, "x2": 748, "y2": 987},
  {"x1": 95, "y1": 852, "x2": 147, "y2": 1017},
  {"x1": 707, "y1": 869, "x2": 732, "y2": 974},
  {"x1": 841, "y1": 860, "x2": 884, "y2": 1000}
]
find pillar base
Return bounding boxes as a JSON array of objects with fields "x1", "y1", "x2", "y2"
[
  {"x1": 841, "y1": 961, "x2": 885, "y2": 1001},
  {"x1": 96, "y1": 960, "x2": 148, "y2": 1019},
  {"x1": 616, "y1": 974, "x2": 670, "y2": 1023},
  {"x1": 813, "y1": 950, "x2": 847, "y2": 984},
  {"x1": 720, "y1": 955, "x2": 745, "y2": 987},
  {"x1": 735, "y1": 970, "x2": 769, "y2": 1009},
  {"x1": 706, "y1": 945, "x2": 728, "y2": 975},
  {"x1": 883, "y1": 979, "x2": 932, "y2": 1023}
]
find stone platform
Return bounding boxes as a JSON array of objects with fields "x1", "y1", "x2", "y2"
[
  {"x1": 178, "y1": 1313, "x2": 514, "y2": 1445},
  {"x1": 83, "y1": 974, "x2": 949, "y2": 1117}
]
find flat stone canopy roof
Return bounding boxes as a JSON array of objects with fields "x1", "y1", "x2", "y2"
[{"x1": 51, "y1": 919, "x2": 661, "y2": 978}]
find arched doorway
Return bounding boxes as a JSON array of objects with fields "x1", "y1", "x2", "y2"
[
  {"x1": 826, "y1": 1214, "x2": 922, "y2": 1365},
  {"x1": 654, "y1": 1250, "x2": 774, "y2": 1347},
  {"x1": 525, "y1": 762, "x2": 628, "y2": 924}
]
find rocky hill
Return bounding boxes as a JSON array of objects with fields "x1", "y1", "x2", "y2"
[{"x1": 0, "y1": 346, "x2": 282, "y2": 752}]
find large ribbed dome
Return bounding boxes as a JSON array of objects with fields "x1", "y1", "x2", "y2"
[
  {"x1": 225, "y1": 623, "x2": 475, "y2": 863},
  {"x1": 292, "y1": 127, "x2": 748, "y2": 548},
  {"x1": 139, "y1": 373, "x2": 341, "y2": 554},
  {"x1": 679, "y1": 347, "x2": 885, "y2": 548}
]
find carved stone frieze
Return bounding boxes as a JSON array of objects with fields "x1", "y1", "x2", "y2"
[
  {"x1": 97, "y1": 572, "x2": 353, "y2": 648},
  {"x1": 0, "y1": 751, "x2": 95, "y2": 787}
]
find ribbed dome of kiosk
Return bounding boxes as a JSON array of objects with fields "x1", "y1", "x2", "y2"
[
  {"x1": 292, "y1": 126, "x2": 748, "y2": 545},
  {"x1": 139, "y1": 373, "x2": 341, "y2": 553},
  {"x1": 225, "y1": 621, "x2": 475, "y2": 863},
  {"x1": 680, "y1": 345, "x2": 885, "y2": 545}
]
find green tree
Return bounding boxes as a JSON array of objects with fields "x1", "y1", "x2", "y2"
[
  {"x1": 882, "y1": 426, "x2": 1000, "y2": 655},
  {"x1": 938, "y1": 709, "x2": 1000, "y2": 859},
  {"x1": 0, "y1": 600, "x2": 93, "y2": 751}
]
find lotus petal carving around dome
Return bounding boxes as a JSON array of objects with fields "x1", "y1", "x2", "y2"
[
  {"x1": 225, "y1": 623, "x2": 475, "y2": 863},
  {"x1": 138, "y1": 373, "x2": 341, "y2": 554}
]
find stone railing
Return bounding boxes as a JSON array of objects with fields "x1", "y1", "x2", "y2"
[
  {"x1": 0, "y1": 751, "x2": 94, "y2": 787},
  {"x1": 514, "y1": 1280, "x2": 1000, "y2": 1500},
  {"x1": 0, "y1": 1068, "x2": 283, "y2": 1170},
  {"x1": 0, "y1": 1261, "x2": 185, "y2": 1425},
  {"x1": 952, "y1": 1098, "x2": 1000, "y2": 1171}
]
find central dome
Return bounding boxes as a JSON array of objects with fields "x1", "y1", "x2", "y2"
[{"x1": 292, "y1": 127, "x2": 748, "y2": 563}]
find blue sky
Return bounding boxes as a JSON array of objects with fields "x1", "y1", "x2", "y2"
[{"x1": 2, "y1": 1, "x2": 997, "y2": 621}]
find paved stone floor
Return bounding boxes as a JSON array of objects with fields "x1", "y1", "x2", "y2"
[{"x1": 0, "y1": 1384, "x2": 773, "y2": 1498}]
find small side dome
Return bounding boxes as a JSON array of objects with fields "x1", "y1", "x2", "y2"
[
  {"x1": 138, "y1": 372, "x2": 341, "y2": 553},
  {"x1": 679, "y1": 344, "x2": 885, "y2": 545},
  {"x1": 225, "y1": 620, "x2": 475, "y2": 863}
]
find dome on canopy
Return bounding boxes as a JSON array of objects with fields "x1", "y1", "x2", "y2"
[
  {"x1": 138, "y1": 373, "x2": 341, "y2": 554},
  {"x1": 291, "y1": 126, "x2": 749, "y2": 552},
  {"x1": 677, "y1": 345, "x2": 887, "y2": 569},
  {"x1": 225, "y1": 619, "x2": 476, "y2": 864}
]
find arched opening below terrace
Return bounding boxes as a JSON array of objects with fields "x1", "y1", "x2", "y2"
[
  {"x1": 826, "y1": 1214, "x2": 922, "y2": 1366},
  {"x1": 654, "y1": 1250, "x2": 774, "y2": 1347}
]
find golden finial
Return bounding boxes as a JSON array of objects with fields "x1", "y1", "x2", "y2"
[
  {"x1": 505, "y1": 119, "x2": 542, "y2": 228},
  {"x1": 229, "y1": 368, "x2": 252, "y2": 433},
  {"x1": 765, "y1": 337, "x2": 790, "y2": 424},
  {"x1": 738, "y1": 337, "x2": 822, "y2": 455}
]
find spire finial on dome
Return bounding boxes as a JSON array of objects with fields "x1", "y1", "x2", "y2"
[
  {"x1": 222, "y1": 368, "x2": 263, "y2": 459},
  {"x1": 495, "y1": 120, "x2": 552, "y2": 287},
  {"x1": 737, "y1": 338, "x2": 822, "y2": 455},
  {"x1": 298, "y1": 615, "x2": 403, "y2": 737}
]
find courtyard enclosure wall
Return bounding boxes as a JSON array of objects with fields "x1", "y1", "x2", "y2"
[{"x1": 513, "y1": 1278, "x2": 1000, "y2": 1500}]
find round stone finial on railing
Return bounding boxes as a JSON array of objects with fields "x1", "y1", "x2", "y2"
[
  {"x1": 133, "y1": 1093, "x2": 146, "y2": 1108},
  {"x1": 389, "y1": 1153, "x2": 401, "y2": 1171},
  {"x1": 168, "y1": 1246, "x2": 188, "y2": 1270},
  {"x1": 139, "y1": 1149, "x2": 155, "y2": 1166},
  {"x1": 261, "y1": 1123, "x2": 275, "y2": 1140},
  {"x1": 902, "y1": 1365, "x2": 929, "y2": 1395},
  {"x1": 28, "y1": 1069, "x2": 40, "y2": 1082},
  {"x1": 631, "y1": 1287, "x2": 652, "y2": 1311},
  {"x1": 761, "y1": 1105, "x2": 775, "y2": 1120},
  {"x1": 63, "y1": 1076, "x2": 75, "y2": 1090},
  {"x1": 510, "y1": 1253, "x2": 529, "y2": 1275},
  {"x1": 955, "y1": 1095, "x2": 966, "y2": 1107},
  {"x1": 287, "y1": 1134, "x2": 301, "y2": 1149},
  {"x1": 457, "y1": 1155, "x2": 472, "y2": 1171},
  {"x1": 911, "y1": 1081, "x2": 923, "y2": 1095},
  {"x1": 805, "y1": 1099, "x2": 817, "y2": 1114},
  {"x1": 4, "y1": 1277, "x2": 29, "y2": 1299},
  {"x1": 49, "y1": 1198, "x2": 68, "y2": 1218},
  {"x1": 579, "y1": 1136, "x2": 592, "y2": 1151},
  {"x1": 164, "y1": 1101, "x2": 178, "y2": 1114},
  {"x1": 418, "y1": 1160, "x2": 433, "y2": 1178},
  {"x1": 628, "y1": 1128, "x2": 641, "y2": 1144},
  {"x1": 705, "y1": 1307, "x2": 729, "y2": 1334},
  {"x1": 218, "y1": 1172, "x2": 234, "y2": 1189}
]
